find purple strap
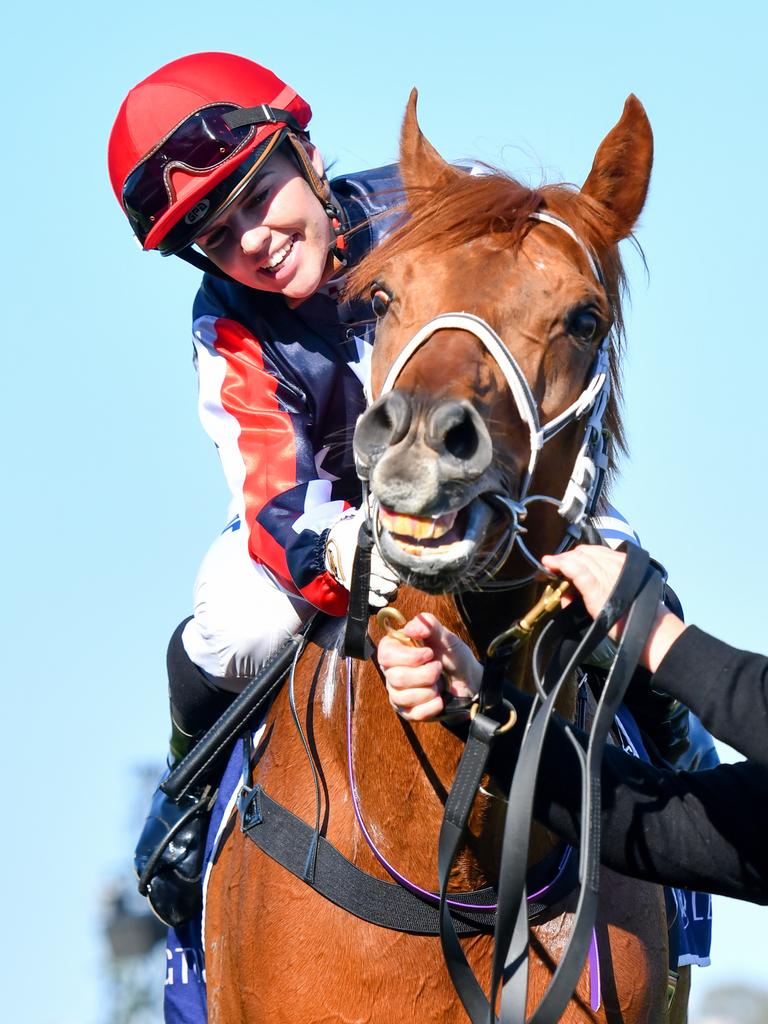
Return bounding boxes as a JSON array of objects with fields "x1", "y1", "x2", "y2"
[{"x1": 344, "y1": 658, "x2": 601, "y2": 1011}]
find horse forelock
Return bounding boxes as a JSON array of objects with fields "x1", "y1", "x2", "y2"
[{"x1": 346, "y1": 168, "x2": 631, "y2": 479}]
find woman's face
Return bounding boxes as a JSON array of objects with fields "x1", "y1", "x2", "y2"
[{"x1": 196, "y1": 145, "x2": 334, "y2": 301}]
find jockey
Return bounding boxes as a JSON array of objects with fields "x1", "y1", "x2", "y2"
[
  {"x1": 108, "y1": 52, "x2": 402, "y2": 927},
  {"x1": 109, "y1": 53, "x2": 697, "y2": 929}
]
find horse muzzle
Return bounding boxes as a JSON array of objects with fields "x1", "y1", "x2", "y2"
[{"x1": 354, "y1": 391, "x2": 507, "y2": 589}]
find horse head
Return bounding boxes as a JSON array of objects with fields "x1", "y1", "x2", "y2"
[{"x1": 351, "y1": 91, "x2": 652, "y2": 596}]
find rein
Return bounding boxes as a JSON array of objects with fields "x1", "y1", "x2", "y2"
[{"x1": 433, "y1": 544, "x2": 663, "y2": 1023}]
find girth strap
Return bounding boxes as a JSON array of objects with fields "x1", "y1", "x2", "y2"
[
  {"x1": 239, "y1": 782, "x2": 578, "y2": 937},
  {"x1": 241, "y1": 784, "x2": 497, "y2": 934}
]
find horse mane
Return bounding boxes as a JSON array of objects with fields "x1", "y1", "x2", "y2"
[{"x1": 346, "y1": 168, "x2": 631, "y2": 474}]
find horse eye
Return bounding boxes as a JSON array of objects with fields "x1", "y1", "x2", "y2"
[
  {"x1": 567, "y1": 308, "x2": 599, "y2": 344},
  {"x1": 370, "y1": 283, "x2": 392, "y2": 318}
]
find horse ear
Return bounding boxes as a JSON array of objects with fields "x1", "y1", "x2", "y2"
[
  {"x1": 581, "y1": 95, "x2": 653, "y2": 242},
  {"x1": 399, "y1": 89, "x2": 461, "y2": 204}
]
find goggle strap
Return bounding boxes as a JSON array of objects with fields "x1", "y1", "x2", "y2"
[
  {"x1": 284, "y1": 133, "x2": 329, "y2": 202},
  {"x1": 224, "y1": 105, "x2": 303, "y2": 133}
]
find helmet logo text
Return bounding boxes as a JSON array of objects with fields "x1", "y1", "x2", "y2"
[{"x1": 185, "y1": 199, "x2": 211, "y2": 225}]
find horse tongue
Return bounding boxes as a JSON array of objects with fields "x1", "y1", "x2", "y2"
[{"x1": 379, "y1": 508, "x2": 458, "y2": 541}]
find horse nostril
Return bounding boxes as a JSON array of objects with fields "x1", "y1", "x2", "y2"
[
  {"x1": 376, "y1": 391, "x2": 411, "y2": 444},
  {"x1": 427, "y1": 400, "x2": 492, "y2": 474},
  {"x1": 428, "y1": 401, "x2": 476, "y2": 457},
  {"x1": 444, "y1": 417, "x2": 478, "y2": 461},
  {"x1": 354, "y1": 391, "x2": 412, "y2": 468}
]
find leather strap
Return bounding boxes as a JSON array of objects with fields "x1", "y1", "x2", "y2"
[
  {"x1": 239, "y1": 780, "x2": 577, "y2": 937},
  {"x1": 436, "y1": 544, "x2": 664, "y2": 1023},
  {"x1": 342, "y1": 519, "x2": 375, "y2": 660},
  {"x1": 241, "y1": 784, "x2": 497, "y2": 934},
  {"x1": 437, "y1": 710, "x2": 507, "y2": 1017},
  {"x1": 502, "y1": 563, "x2": 662, "y2": 1023},
  {"x1": 492, "y1": 544, "x2": 652, "y2": 1021},
  {"x1": 162, "y1": 616, "x2": 320, "y2": 801}
]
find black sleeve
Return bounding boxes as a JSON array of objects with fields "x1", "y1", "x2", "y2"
[
  {"x1": 651, "y1": 626, "x2": 768, "y2": 767},
  {"x1": 490, "y1": 695, "x2": 768, "y2": 905}
]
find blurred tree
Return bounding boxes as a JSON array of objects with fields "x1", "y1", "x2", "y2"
[
  {"x1": 101, "y1": 765, "x2": 167, "y2": 1024},
  {"x1": 696, "y1": 983, "x2": 768, "y2": 1024}
]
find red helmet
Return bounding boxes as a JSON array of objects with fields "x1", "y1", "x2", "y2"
[{"x1": 108, "y1": 52, "x2": 312, "y2": 253}]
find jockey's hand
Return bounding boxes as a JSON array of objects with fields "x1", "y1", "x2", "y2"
[
  {"x1": 542, "y1": 545, "x2": 686, "y2": 673},
  {"x1": 325, "y1": 505, "x2": 399, "y2": 609},
  {"x1": 377, "y1": 613, "x2": 482, "y2": 721}
]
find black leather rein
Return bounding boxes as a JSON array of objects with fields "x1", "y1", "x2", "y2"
[{"x1": 437, "y1": 543, "x2": 663, "y2": 1023}]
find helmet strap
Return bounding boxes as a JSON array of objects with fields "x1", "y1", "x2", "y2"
[
  {"x1": 284, "y1": 133, "x2": 349, "y2": 270},
  {"x1": 174, "y1": 246, "x2": 233, "y2": 282},
  {"x1": 326, "y1": 201, "x2": 349, "y2": 270}
]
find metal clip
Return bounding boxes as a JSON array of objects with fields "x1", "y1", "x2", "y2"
[{"x1": 487, "y1": 580, "x2": 570, "y2": 657}]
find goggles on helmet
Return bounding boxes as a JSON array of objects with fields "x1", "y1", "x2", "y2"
[{"x1": 121, "y1": 102, "x2": 302, "y2": 247}]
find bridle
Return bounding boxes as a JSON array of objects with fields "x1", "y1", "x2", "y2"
[
  {"x1": 342, "y1": 212, "x2": 663, "y2": 1023},
  {"x1": 357, "y1": 210, "x2": 613, "y2": 589}
]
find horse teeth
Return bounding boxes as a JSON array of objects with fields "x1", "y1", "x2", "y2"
[
  {"x1": 394, "y1": 537, "x2": 463, "y2": 557},
  {"x1": 379, "y1": 509, "x2": 457, "y2": 540}
]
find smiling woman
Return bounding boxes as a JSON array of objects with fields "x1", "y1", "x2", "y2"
[{"x1": 107, "y1": 50, "x2": 407, "y2": 934}]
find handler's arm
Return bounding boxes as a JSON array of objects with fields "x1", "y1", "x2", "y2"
[
  {"x1": 379, "y1": 613, "x2": 768, "y2": 904},
  {"x1": 652, "y1": 626, "x2": 768, "y2": 768},
  {"x1": 489, "y1": 706, "x2": 768, "y2": 905},
  {"x1": 545, "y1": 545, "x2": 768, "y2": 766}
]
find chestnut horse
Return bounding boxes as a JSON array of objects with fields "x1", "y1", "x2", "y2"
[{"x1": 205, "y1": 94, "x2": 688, "y2": 1023}]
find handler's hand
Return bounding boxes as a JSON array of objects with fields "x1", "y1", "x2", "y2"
[
  {"x1": 377, "y1": 613, "x2": 482, "y2": 722},
  {"x1": 542, "y1": 545, "x2": 686, "y2": 673},
  {"x1": 542, "y1": 546, "x2": 628, "y2": 622}
]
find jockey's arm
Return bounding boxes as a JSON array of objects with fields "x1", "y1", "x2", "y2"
[{"x1": 192, "y1": 314, "x2": 356, "y2": 614}]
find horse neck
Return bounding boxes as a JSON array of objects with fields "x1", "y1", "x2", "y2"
[{"x1": 345, "y1": 583, "x2": 573, "y2": 890}]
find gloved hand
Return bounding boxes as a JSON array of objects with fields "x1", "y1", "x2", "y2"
[{"x1": 325, "y1": 505, "x2": 400, "y2": 609}]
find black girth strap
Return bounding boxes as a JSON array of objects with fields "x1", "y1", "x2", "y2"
[
  {"x1": 240, "y1": 782, "x2": 578, "y2": 935},
  {"x1": 241, "y1": 784, "x2": 497, "y2": 935}
]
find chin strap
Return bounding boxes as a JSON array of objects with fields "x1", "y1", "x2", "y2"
[
  {"x1": 283, "y1": 133, "x2": 349, "y2": 269},
  {"x1": 326, "y1": 202, "x2": 349, "y2": 269},
  {"x1": 174, "y1": 246, "x2": 234, "y2": 282}
]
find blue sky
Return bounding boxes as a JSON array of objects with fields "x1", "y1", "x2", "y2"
[{"x1": 3, "y1": 1, "x2": 766, "y2": 1020}]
